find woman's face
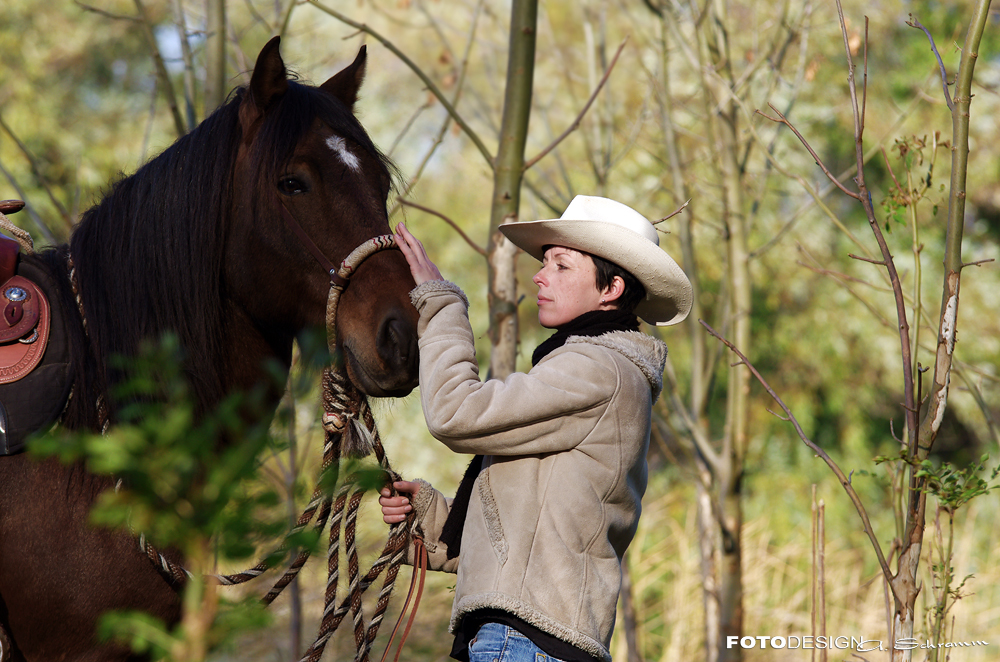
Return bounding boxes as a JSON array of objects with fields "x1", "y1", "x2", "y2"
[{"x1": 532, "y1": 246, "x2": 604, "y2": 328}]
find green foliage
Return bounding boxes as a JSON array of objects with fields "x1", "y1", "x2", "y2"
[
  {"x1": 879, "y1": 134, "x2": 949, "y2": 233},
  {"x1": 31, "y1": 335, "x2": 285, "y2": 555},
  {"x1": 4, "y1": 0, "x2": 1000, "y2": 659},
  {"x1": 28, "y1": 332, "x2": 397, "y2": 659},
  {"x1": 915, "y1": 454, "x2": 1000, "y2": 513},
  {"x1": 97, "y1": 611, "x2": 178, "y2": 658},
  {"x1": 98, "y1": 597, "x2": 272, "y2": 662},
  {"x1": 874, "y1": 451, "x2": 1000, "y2": 513},
  {"x1": 96, "y1": 595, "x2": 272, "y2": 661},
  {"x1": 28, "y1": 334, "x2": 295, "y2": 658}
]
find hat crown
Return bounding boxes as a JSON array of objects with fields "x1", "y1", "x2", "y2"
[{"x1": 560, "y1": 196, "x2": 659, "y2": 247}]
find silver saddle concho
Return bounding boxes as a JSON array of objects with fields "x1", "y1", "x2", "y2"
[{"x1": 0, "y1": 274, "x2": 50, "y2": 384}]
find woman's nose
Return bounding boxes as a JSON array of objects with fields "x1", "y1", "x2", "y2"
[{"x1": 532, "y1": 269, "x2": 545, "y2": 286}]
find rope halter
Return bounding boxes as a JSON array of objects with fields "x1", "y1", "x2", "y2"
[{"x1": 119, "y1": 199, "x2": 418, "y2": 662}]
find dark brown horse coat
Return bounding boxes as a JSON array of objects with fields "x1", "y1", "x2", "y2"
[{"x1": 0, "y1": 38, "x2": 418, "y2": 661}]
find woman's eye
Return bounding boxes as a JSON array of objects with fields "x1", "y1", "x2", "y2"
[{"x1": 278, "y1": 177, "x2": 306, "y2": 195}]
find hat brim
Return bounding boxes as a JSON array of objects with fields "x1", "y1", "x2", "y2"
[{"x1": 499, "y1": 218, "x2": 693, "y2": 326}]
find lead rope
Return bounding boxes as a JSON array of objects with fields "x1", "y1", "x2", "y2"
[
  {"x1": 69, "y1": 234, "x2": 419, "y2": 662},
  {"x1": 0, "y1": 202, "x2": 34, "y2": 254}
]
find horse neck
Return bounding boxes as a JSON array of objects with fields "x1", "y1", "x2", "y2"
[{"x1": 67, "y1": 104, "x2": 252, "y2": 415}]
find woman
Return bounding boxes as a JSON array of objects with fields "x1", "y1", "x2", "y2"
[{"x1": 381, "y1": 195, "x2": 692, "y2": 662}]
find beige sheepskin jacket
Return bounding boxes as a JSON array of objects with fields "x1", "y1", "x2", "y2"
[{"x1": 407, "y1": 280, "x2": 667, "y2": 662}]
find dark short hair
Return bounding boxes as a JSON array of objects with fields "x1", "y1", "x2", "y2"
[
  {"x1": 542, "y1": 245, "x2": 646, "y2": 315},
  {"x1": 590, "y1": 253, "x2": 646, "y2": 315}
]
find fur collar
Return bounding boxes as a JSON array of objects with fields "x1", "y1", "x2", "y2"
[{"x1": 565, "y1": 331, "x2": 668, "y2": 401}]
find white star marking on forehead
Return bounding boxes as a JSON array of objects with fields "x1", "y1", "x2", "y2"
[{"x1": 326, "y1": 136, "x2": 361, "y2": 172}]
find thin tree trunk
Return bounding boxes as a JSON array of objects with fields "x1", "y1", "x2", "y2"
[
  {"x1": 655, "y1": 11, "x2": 722, "y2": 659},
  {"x1": 133, "y1": 0, "x2": 186, "y2": 137},
  {"x1": 701, "y1": 0, "x2": 749, "y2": 656},
  {"x1": 204, "y1": 0, "x2": 227, "y2": 113},
  {"x1": 487, "y1": 0, "x2": 537, "y2": 380},
  {"x1": 620, "y1": 551, "x2": 644, "y2": 662},
  {"x1": 890, "y1": 3, "x2": 991, "y2": 658},
  {"x1": 695, "y1": 470, "x2": 720, "y2": 662}
]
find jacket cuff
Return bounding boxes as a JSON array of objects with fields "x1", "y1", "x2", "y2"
[
  {"x1": 410, "y1": 478, "x2": 436, "y2": 524},
  {"x1": 409, "y1": 280, "x2": 469, "y2": 311}
]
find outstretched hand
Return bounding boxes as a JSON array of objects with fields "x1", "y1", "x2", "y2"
[
  {"x1": 379, "y1": 480, "x2": 421, "y2": 524},
  {"x1": 394, "y1": 223, "x2": 444, "y2": 285}
]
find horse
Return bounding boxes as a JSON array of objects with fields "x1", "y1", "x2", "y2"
[{"x1": 0, "y1": 36, "x2": 419, "y2": 661}]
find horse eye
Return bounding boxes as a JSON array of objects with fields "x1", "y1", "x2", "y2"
[{"x1": 278, "y1": 177, "x2": 306, "y2": 196}]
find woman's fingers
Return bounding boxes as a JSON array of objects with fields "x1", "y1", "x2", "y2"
[
  {"x1": 379, "y1": 480, "x2": 419, "y2": 524},
  {"x1": 394, "y1": 223, "x2": 444, "y2": 284},
  {"x1": 393, "y1": 480, "x2": 421, "y2": 495},
  {"x1": 379, "y1": 494, "x2": 411, "y2": 524}
]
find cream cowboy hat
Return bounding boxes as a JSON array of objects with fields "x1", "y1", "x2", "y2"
[{"x1": 499, "y1": 195, "x2": 693, "y2": 326}]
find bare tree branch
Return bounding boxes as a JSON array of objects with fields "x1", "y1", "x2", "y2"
[
  {"x1": 653, "y1": 198, "x2": 690, "y2": 225},
  {"x1": 308, "y1": 0, "x2": 495, "y2": 169},
  {"x1": 836, "y1": 1, "x2": 865, "y2": 149},
  {"x1": 849, "y1": 253, "x2": 888, "y2": 266},
  {"x1": 523, "y1": 37, "x2": 628, "y2": 171},
  {"x1": 0, "y1": 114, "x2": 73, "y2": 232},
  {"x1": 73, "y1": 1, "x2": 140, "y2": 21},
  {"x1": 388, "y1": 0, "x2": 484, "y2": 218},
  {"x1": 700, "y1": 319, "x2": 900, "y2": 605},
  {"x1": 756, "y1": 105, "x2": 861, "y2": 200},
  {"x1": 662, "y1": 355, "x2": 721, "y2": 471},
  {"x1": 133, "y1": 0, "x2": 187, "y2": 137},
  {"x1": 241, "y1": 0, "x2": 274, "y2": 35},
  {"x1": 750, "y1": 77, "x2": 929, "y2": 259},
  {"x1": 397, "y1": 198, "x2": 487, "y2": 256},
  {"x1": 861, "y1": 17, "x2": 869, "y2": 139},
  {"x1": 906, "y1": 14, "x2": 955, "y2": 111},
  {"x1": 832, "y1": 0, "x2": 919, "y2": 460}
]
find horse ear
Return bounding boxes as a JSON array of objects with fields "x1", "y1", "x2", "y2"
[
  {"x1": 320, "y1": 46, "x2": 367, "y2": 110},
  {"x1": 241, "y1": 36, "x2": 289, "y2": 134}
]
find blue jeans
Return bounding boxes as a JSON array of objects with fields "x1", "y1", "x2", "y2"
[{"x1": 468, "y1": 622, "x2": 567, "y2": 662}]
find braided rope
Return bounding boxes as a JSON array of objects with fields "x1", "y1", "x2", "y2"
[
  {"x1": 70, "y1": 233, "x2": 414, "y2": 660},
  {"x1": 67, "y1": 255, "x2": 111, "y2": 435},
  {"x1": 0, "y1": 206, "x2": 34, "y2": 255}
]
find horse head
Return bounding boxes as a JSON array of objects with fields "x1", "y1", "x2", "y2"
[{"x1": 228, "y1": 38, "x2": 419, "y2": 397}]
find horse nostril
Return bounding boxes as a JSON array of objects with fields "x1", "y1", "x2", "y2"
[{"x1": 378, "y1": 314, "x2": 416, "y2": 368}]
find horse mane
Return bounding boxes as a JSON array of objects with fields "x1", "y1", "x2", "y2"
[{"x1": 39, "y1": 76, "x2": 396, "y2": 429}]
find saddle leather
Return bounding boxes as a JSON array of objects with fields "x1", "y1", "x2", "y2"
[
  {"x1": 0, "y1": 275, "x2": 50, "y2": 384},
  {"x1": 0, "y1": 276, "x2": 43, "y2": 342},
  {"x1": 0, "y1": 235, "x2": 69, "y2": 455},
  {"x1": 0, "y1": 232, "x2": 19, "y2": 284},
  {"x1": 0, "y1": 199, "x2": 25, "y2": 215}
]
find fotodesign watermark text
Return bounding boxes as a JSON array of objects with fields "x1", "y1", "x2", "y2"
[{"x1": 727, "y1": 635, "x2": 990, "y2": 653}]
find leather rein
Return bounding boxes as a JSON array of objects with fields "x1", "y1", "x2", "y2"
[{"x1": 276, "y1": 200, "x2": 350, "y2": 289}]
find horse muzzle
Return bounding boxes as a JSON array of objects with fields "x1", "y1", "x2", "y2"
[{"x1": 341, "y1": 314, "x2": 418, "y2": 398}]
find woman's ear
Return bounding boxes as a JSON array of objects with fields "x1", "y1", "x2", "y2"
[{"x1": 601, "y1": 276, "x2": 626, "y2": 304}]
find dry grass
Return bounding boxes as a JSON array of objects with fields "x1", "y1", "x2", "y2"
[
  {"x1": 207, "y1": 398, "x2": 998, "y2": 662},
  {"x1": 611, "y1": 472, "x2": 999, "y2": 662}
]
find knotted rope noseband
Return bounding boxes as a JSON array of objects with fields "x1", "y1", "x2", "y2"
[{"x1": 68, "y1": 199, "x2": 420, "y2": 662}]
